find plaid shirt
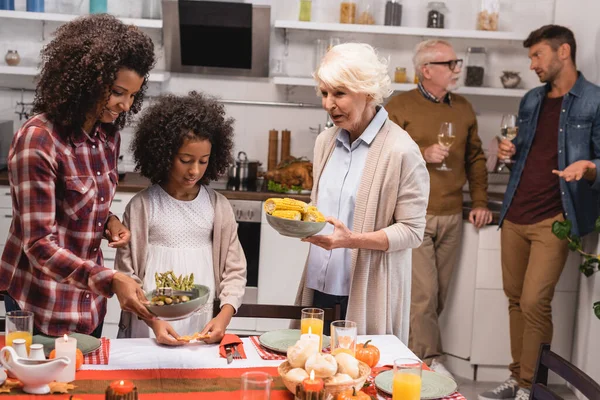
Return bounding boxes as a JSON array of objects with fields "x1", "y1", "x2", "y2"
[
  {"x1": 417, "y1": 82, "x2": 452, "y2": 106},
  {"x1": 0, "y1": 114, "x2": 119, "y2": 336}
]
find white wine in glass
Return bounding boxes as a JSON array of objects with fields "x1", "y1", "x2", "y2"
[
  {"x1": 499, "y1": 114, "x2": 518, "y2": 164},
  {"x1": 437, "y1": 122, "x2": 454, "y2": 172}
]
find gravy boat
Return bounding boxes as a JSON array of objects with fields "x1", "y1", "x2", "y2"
[{"x1": 0, "y1": 346, "x2": 69, "y2": 394}]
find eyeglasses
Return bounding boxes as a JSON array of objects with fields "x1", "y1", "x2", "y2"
[{"x1": 424, "y1": 59, "x2": 464, "y2": 71}]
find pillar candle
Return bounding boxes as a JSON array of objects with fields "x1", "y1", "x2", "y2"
[
  {"x1": 55, "y1": 334, "x2": 77, "y2": 382},
  {"x1": 106, "y1": 380, "x2": 138, "y2": 400},
  {"x1": 300, "y1": 327, "x2": 320, "y2": 354},
  {"x1": 302, "y1": 370, "x2": 324, "y2": 400}
]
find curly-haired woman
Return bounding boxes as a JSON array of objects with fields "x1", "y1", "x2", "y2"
[
  {"x1": 115, "y1": 91, "x2": 247, "y2": 345},
  {"x1": 0, "y1": 14, "x2": 156, "y2": 337}
]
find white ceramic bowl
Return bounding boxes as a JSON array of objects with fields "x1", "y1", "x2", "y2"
[{"x1": 266, "y1": 214, "x2": 326, "y2": 238}]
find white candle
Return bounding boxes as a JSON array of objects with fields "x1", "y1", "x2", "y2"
[
  {"x1": 54, "y1": 334, "x2": 77, "y2": 383},
  {"x1": 300, "y1": 327, "x2": 320, "y2": 353}
]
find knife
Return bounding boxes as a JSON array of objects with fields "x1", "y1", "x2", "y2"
[{"x1": 226, "y1": 346, "x2": 234, "y2": 364}]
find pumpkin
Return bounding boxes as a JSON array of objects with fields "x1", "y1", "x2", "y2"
[
  {"x1": 49, "y1": 348, "x2": 84, "y2": 370},
  {"x1": 337, "y1": 387, "x2": 371, "y2": 400},
  {"x1": 355, "y1": 340, "x2": 380, "y2": 368}
]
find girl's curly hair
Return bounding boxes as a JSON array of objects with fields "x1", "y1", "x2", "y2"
[
  {"x1": 32, "y1": 14, "x2": 156, "y2": 134},
  {"x1": 131, "y1": 91, "x2": 235, "y2": 185}
]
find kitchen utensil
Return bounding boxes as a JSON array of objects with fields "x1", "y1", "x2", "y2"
[
  {"x1": 266, "y1": 213, "x2": 326, "y2": 238},
  {"x1": 227, "y1": 151, "x2": 261, "y2": 191},
  {"x1": 258, "y1": 329, "x2": 330, "y2": 354},
  {"x1": 375, "y1": 369, "x2": 458, "y2": 399},
  {"x1": 144, "y1": 284, "x2": 210, "y2": 321},
  {"x1": 225, "y1": 347, "x2": 233, "y2": 364},
  {"x1": 0, "y1": 346, "x2": 69, "y2": 394}
]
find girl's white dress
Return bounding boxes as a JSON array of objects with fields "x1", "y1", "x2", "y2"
[{"x1": 130, "y1": 184, "x2": 215, "y2": 338}]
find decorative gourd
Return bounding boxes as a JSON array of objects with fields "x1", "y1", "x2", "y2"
[
  {"x1": 337, "y1": 387, "x2": 371, "y2": 400},
  {"x1": 334, "y1": 352, "x2": 360, "y2": 379},
  {"x1": 355, "y1": 340, "x2": 380, "y2": 368},
  {"x1": 305, "y1": 353, "x2": 338, "y2": 378},
  {"x1": 287, "y1": 338, "x2": 319, "y2": 368}
]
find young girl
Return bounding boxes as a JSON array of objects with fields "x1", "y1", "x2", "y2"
[{"x1": 116, "y1": 91, "x2": 246, "y2": 345}]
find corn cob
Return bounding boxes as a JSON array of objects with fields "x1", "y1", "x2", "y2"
[
  {"x1": 272, "y1": 210, "x2": 302, "y2": 220},
  {"x1": 264, "y1": 198, "x2": 308, "y2": 214},
  {"x1": 303, "y1": 206, "x2": 326, "y2": 222}
]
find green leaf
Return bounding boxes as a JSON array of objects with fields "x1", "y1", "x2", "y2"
[
  {"x1": 552, "y1": 220, "x2": 572, "y2": 240},
  {"x1": 595, "y1": 217, "x2": 600, "y2": 233},
  {"x1": 594, "y1": 301, "x2": 600, "y2": 319},
  {"x1": 567, "y1": 235, "x2": 582, "y2": 251},
  {"x1": 579, "y1": 258, "x2": 599, "y2": 277}
]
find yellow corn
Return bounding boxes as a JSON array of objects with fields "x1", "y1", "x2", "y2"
[
  {"x1": 264, "y1": 198, "x2": 308, "y2": 214},
  {"x1": 272, "y1": 210, "x2": 302, "y2": 220},
  {"x1": 303, "y1": 206, "x2": 325, "y2": 222}
]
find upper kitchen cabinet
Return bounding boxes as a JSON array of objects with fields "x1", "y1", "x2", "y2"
[{"x1": 0, "y1": 9, "x2": 162, "y2": 28}]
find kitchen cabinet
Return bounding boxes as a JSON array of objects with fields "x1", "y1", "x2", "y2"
[
  {"x1": 439, "y1": 223, "x2": 580, "y2": 381},
  {"x1": 255, "y1": 202, "x2": 309, "y2": 332}
]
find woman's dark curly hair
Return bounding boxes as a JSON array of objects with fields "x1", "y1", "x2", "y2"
[
  {"x1": 32, "y1": 14, "x2": 155, "y2": 134},
  {"x1": 131, "y1": 91, "x2": 234, "y2": 185}
]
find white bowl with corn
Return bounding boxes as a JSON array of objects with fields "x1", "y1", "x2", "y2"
[{"x1": 264, "y1": 198, "x2": 326, "y2": 238}]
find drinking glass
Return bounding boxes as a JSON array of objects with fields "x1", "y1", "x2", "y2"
[
  {"x1": 241, "y1": 371, "x2": 272, "y2": 400},
  {"x1": 499, "y1": 114, "x2": 518, "y2": 164},
  {"x1": 392, "y1": 357, "x2": 422, "y2": 400},
  {"x1": 6, "y1": 310, "x2": 34, "y2": 354},
  {"x1": 436, "y1": 122, "x2": 454, "y2": 171},
  {"x1": 330, "y1": 320, "x2": 357, "y2": 356},
  {"x1": 301, "y1": 308, "x2": 324, "y2": 350}
]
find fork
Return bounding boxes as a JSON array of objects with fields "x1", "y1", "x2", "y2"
[{"x1": 229, "y1": 345, "x2": 243, "y2": 360}]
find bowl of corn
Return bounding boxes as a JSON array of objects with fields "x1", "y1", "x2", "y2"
[{"x1": 264, "y1": 198, "x2": 327, "y2": 238}]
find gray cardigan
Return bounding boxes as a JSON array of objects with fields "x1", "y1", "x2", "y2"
[{"x1": 115, "y1": 185, "x2": 247, "y2": 337}]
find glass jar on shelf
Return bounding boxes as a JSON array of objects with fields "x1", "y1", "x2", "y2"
[
  {"x1": 477, "y1": 0, "x2": 499, "y2": 31},
  {"x1": 299, "y1": 0, "x2": 312, "y2": 22},
  {"x1": 427, "y1": 1, "x2": 447, "y2": 29},
  {"x1": 340, "y1": 1, "x2": 357, "y2": 24},
  {"x1": 465, "y1": 47, "x2": 487, "y2": 87},
  {"x1": 5, "y1": 50, "x2": 20, "y2": 66},
  {"x1": 384, "y1": 0, "x2": 402, "y2": 26},
  {"x1": 394, "y1": 67, "x2": 407, "y2": 83},
  {"x1": 357, "y1": 0, "x2": 378, "y2": 25}
]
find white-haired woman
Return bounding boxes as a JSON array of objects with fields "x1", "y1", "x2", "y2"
[{"x1": 295, "y1": 43, "x2": 430, "y2": 342}]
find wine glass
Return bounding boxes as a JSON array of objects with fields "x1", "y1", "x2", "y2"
[
  {"x1": 499, "y1": 114, "x2": 518, "y2": 164},
  {"x1": 436, "y1": 122, "x2": 454, "y2": 172}
]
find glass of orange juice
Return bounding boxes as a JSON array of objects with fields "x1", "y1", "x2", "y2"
[
  {"x1": 6, "y1": 310, "x2": 34, "y2": 354},
  {"x1": 392, "y1": 357, "x2": 422, "y2": 400},
  {"x1": 330, "y1": 320, "x2": 357, "y2": 356},
  {"x1": 300, "y1": 308, "x2": 324, "y2": 350}
]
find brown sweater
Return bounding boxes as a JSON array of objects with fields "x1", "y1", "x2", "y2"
[{"x1": 385, "y1": 89, "x2": 488, "y2": 215}]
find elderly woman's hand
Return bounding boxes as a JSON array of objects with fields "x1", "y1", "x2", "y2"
[{"x1": 301, "y1": 217, "x2": 354, "y2": 250}]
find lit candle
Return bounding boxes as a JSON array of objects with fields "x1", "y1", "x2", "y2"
[
  {"x1": 302, "y1": 370, "x2": 324, "y2": 400},
  {"x1": 300, "y1": 327, "x2": 321, "y2": 353},
  {"x1": 54, "y1": 334, "x2": 77, "y2": 383},
  {"x1": 106, "y1": 380, "x2": 138, "y2": 399}
]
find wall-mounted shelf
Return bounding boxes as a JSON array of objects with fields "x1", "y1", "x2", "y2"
[
  {"x1": 0, "y1": 65, "x2": 169, "y2": 82},
  {"x1": 272, "y1": 76, "x2": 528, "y2": 98},
  {"x1": 0, "y1": 9, "x2": 162, "y2": 28},
  {"x1": 274, "y1": 20, "x2": 527, "y2": 42}
]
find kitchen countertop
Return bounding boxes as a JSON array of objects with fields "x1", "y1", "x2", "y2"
[{"x1": 0, "y1": 171, "x2": 502, "y2": 224}]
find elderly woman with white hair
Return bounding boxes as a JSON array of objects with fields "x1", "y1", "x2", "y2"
[{"x1": 295, "y1": 42, "x2": 430, "y2": 342}]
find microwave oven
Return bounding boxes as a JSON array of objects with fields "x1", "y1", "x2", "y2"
[{"x1": 162, "y1": 0, "x2": 271, "y2": 77}]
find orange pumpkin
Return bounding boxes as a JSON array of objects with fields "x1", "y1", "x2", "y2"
[
  {"x1": 337, "y1": 387, "x2": 371, "y2": 400},
  {"x1": 355, "y1": 340, "x2": 380, "y2": 368},
  {"x1": 49, "y1": 348, "x2": 84, "y2": 370}
]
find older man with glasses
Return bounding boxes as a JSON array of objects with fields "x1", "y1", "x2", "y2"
[{"x1": 386, "y1": 39, "x2": 491, "y2": 378}]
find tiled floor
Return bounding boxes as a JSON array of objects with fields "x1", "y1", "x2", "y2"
[{"x1": 454, "y1": 376, "x2": 578, "y2": 400}]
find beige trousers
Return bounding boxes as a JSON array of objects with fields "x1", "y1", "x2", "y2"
[
  {"x1": 501, "y1": 214, "x2": 568, "y2": 388},
  {"x1": 409, "y1": 213, "x2": 463, "y2": 364}
]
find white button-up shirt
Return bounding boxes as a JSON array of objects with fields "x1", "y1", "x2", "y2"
[{"x1": 306, "y1": 107, "x2": 388, "y2": 296}]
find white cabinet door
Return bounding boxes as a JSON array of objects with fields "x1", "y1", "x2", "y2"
[
  {"x1": 470, "y1": 289, "x2": 577, "y2": 365},
  {"x1": 256, "y1": 205, "x2": 309, "y2": 332},
  {"x1": 439, "y1": 222, "x2": 479, "y2": 359}
]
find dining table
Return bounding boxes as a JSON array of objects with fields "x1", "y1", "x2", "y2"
[{"x1": 0, "y1": 334, "x2": 467, "y2": 399}]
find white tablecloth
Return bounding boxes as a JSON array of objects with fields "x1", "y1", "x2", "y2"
[{"x1": 82, "y1": 334, "x2": 418, "y2": 371}]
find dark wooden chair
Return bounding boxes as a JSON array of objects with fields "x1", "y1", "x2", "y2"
[
  {"x1": 212, "y1": 300, "x2": 342, "y2": 328},
  {"x1": 531, "y1": 343, "x2": 600, "y2": 400}
]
